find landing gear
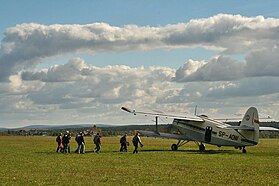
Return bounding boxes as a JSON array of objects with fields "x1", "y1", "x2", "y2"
[
  {"x1": 199, "y1": 143, "x2": 205, "y2": 152},
  {"x1": 235, "y1": 146, "x2": 246, "y2": 153},
  {"x1": 170, "y1": 141, "x2": 206, "y2": 152},
  {"x1": 171, "y1": 144, "x2": 178, "y2": 151},
  {"x1": 171, "y1": 140, "x2": 189, "y2": 151},
  {"x1": 234, "y1": 146, "x2": 246, "y2": 153}
]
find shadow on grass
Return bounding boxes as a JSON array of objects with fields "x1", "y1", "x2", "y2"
[
  {"x1": 35, "y1": 150, "x2": 96, "y2": 154},
  {"x1": 140, "y1": 149, "x2": 240, "y2": 154},
  {"x1": 35, "y1": 149, "x2": 241, "y2": 155},
  {"x1": 35, "y1": 149, "x2": 123, "y2": 154},
  {"x1": 184, "y1": 149, "x2": 240, "y2": 154}
]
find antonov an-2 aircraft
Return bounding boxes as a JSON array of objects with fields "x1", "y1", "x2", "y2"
[{"x1": 121, "y1": 106, "x2": 279, "y2": 153}]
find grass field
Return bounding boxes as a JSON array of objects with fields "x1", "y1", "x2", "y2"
[{"x1": 0, "y1": 136, "x2": 278, "y2": 186}]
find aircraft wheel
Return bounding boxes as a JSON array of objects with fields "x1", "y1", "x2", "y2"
[
  {"x1": 242, "y1": 148, "x2": 246, "y2": 154},
  {"x1": 171, "y1": 144, "x2": 178, "y2": 151},
  {"x1": 199, "y1": 144, "x2": 205, "y2": 151}
]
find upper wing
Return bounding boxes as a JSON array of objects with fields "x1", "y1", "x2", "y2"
[
  {"x1": 217, "y1": 125, "x2": 279, "y2": 131},
  {"x1": 217, "y1": 125, "x2": 255, "y2": 131},
  {"x1": 259, "y1": 127, "x2": 279, "y2": 131},
  {"x1": 121, "y1": 107, "x2": 204, "y2": 122},
  {"x1": 136, "y1": 130, "x2": 193, "y2": 141}
]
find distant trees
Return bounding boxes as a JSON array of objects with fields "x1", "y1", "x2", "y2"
[{"x1": 0, "y1": 123, "x2": 278, "y2": 138}]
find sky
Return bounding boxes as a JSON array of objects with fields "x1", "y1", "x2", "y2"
[{"x1": 1, "y1": 0, "x2": 279, "y2": 128}]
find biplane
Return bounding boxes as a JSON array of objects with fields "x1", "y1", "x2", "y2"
[{"x1": 121, "y1": 106, "x2": 279, "y2": 153}]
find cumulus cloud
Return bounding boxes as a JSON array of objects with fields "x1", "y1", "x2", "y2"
[
  {"x1": 1, "y1": 57, "x2": 279, "y2": 126},
  {"x1": 173, "y1": 47, "x2": 279, "y2": 82},
  {"x1": 173, "y1": 56, "x2": 245, "y2": 82},
  {"x1": 21, "y1": 57, "x2": 86, "y2": 82},
  {"x1": 2, "y1": 14, "x2": 279, "y2": 81},
  {"x1": 2, "y1": 14, "x2": 279, "y2": 126},
  {"x1": 245, "y1": 47, "x2": 279, "y2": 77},
  {"x1": 173, "y1": 59, "x2": 207, "y2": 82},
  {"x1": 21, "y1": 58, "x2": 175, "y2": 106},
  {"x1": 0, "y1": 57, "x2": 178, "y2": 126},
  {"x1": 207, "y1": 77, "x2": 279, "y2": 98}
]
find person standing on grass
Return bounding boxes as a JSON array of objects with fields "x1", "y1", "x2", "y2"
[
  {"x1": 120, "y1": 133, "x2": 128, "y2": 152},
  {"x1": 75, "y1": 132, "x2": 80, "y2": 153},
  {"x1": 62, "y1": 131, "x2": 71, "y2": 153},
  {"x1": 75, "y1": 132, "x2": 85, "y2": 154},
  {"x1": 132, "y1": 133, "x2": 143, "y2": 154},
  {"x1": 94, "y1": 133, "x2": 101, "y2": 153},
  {"x1": 56, "y1": 132, "x2": 63, "y2": 153}
]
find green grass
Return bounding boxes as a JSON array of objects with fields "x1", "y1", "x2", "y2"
[{"x1": 0, "y1": 136, "x2": 278, "y2": 185}]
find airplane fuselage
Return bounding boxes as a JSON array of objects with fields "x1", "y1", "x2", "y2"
[{"x1": 172, "y1": 117, "x2": 258, "y2": 147}]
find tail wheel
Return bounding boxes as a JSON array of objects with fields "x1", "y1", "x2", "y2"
[
  {"x1": 171, "y1": 144, "x2": 178, "y2": 151},
  {"x1": 199, "y1": 144, "x2": 205, "y2": 151}
]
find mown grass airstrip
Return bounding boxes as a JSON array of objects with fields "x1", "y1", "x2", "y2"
[{"x1": 0, "y1": 136, "x2": 278, "y2": 185}]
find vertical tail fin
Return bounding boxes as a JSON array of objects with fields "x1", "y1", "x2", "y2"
[{"x1": 239, "y1": 107, "x2": 259, "y2": 144}]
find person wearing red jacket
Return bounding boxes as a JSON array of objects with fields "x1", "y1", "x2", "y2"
[{"x1": 56, "y1": 133, "x2": 63, "y2": 153}]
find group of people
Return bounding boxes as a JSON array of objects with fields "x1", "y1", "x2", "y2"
[
  {"x1": 55, "y1": 131, "x2": 101, "y2": 154},
  {"x1": 56, "y1": 131, "x2": 71, "y2": 153},
  {"x1": 120, "y1": 133, "x2": 143, "y2": 154},
  {"x1": 56, "y1": 131, "x2": 143, "y2": 154}
]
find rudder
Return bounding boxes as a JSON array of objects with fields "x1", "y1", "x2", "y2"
[{"x1": 239, "y1": 107, "x2": 259, "y2": 145}]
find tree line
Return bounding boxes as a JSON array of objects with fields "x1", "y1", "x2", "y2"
[{"x1": 0, "y1": 122, "x2": 278, "y2": 138}]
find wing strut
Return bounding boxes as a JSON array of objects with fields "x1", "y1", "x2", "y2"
[{"x1": 155, "y1": 116, "x2": 158, "y2": 133}]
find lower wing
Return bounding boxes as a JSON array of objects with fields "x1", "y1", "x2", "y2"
[
  {"x1": 217, "y1": 125, "x2": 279, "y2": 131},
  {"x1": 136, "y1": 130, "x2": 192, "y2": 141},
  {"x1": 259, "y1": 127, "x2": 279, "y2": 131}
]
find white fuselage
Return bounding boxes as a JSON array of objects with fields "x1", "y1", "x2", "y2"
[{"x1": 172, "y1": 118, "x2": 258, "y2": 147}]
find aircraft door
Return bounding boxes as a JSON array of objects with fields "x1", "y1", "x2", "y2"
[{"x1": 205, "y1": 126, "x2": 212, "y2": 142}]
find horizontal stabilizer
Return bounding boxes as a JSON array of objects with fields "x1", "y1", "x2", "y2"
[
  {"x1": 136, "y1": 130, "x2": 191, "y2": 141},
  {"x1": 259, "y1": 127, "x2": 279, "y2": 131}
]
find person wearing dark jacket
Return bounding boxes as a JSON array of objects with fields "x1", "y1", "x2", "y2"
[
  {"x1": 132, "y1": 133, "x2": 143, "y2": 154},
  {"x1": 120, "y1": 134, "x2": 128, "y2": 152},
  {"x1": 93, "y1": 133, "x2": 101, "y2": 153},
  {"x1": 75, "y1": 132, "x2": 85, "y2": 154},
  {"x1": 62, "y1": 131, "x2": 71, "y2": 153}
]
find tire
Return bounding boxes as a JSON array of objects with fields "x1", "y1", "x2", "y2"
[
  {"x1": 171, "y1": 144, "x2": 178, "y2": 151},
  {"x1": 199, "y1": 144, "x2": 205, "y2": 151}
]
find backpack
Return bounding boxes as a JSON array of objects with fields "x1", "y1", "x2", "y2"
[
  {"x1": 94, "y1": 135, "x2": 99, "y2": 144},
  {"x1": 132, "y1": 136, "x2": 138, "y2": 143},
  {"x1": 76, "y1": 135, "x2": 81, "y2": 143},
  {"x1": 56, "y1": 136, "x2": 60, "y2": 143},
  {"x1": 120, "y1": 136, "x2": 125, "y2": 144},
  {"x1": 62, "y1": 134, "x2": 69, "y2": 144}
]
